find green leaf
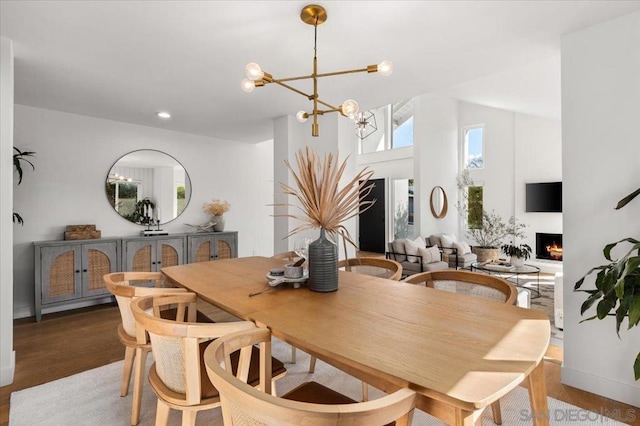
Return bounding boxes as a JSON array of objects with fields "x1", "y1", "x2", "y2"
[
  {"x1": 628, "y1": 293, "x2": 640, "y2": 328},
  {"x1": 581, "y1": 290, "x2": 603, "y2": 315},
  {"x1": 596, "y1": 296, "x2": 616, "y2": 319},
  {"x1": 12, "y1": 212, "x2": 23, "y2": 225},
  {"x1": 615, "y1": 301, "x2": 629, "y2": 335},
  {"x1": 635, "y1": 352, "x2": 640, "y2": 381},
  {"x1": 615, "y1": 255, "x2": 640, "y2": 298},
  {"x1": 615, "y1": 187, "x2": 640, "y2": 210}
]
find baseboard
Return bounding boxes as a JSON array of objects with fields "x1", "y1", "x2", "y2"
[
  {"x1": 0, "y1": 350, "x2": 15, "y2": 386},
  {"x1": 13, "y1": 296, "x2": 114, "y2": 320},
  {"x1": 562, "y1": 365, "x2": 640, "y2": 408}
]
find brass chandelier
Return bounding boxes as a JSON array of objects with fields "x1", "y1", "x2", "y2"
[{"x1": 241, "y1": 4, "x2": 392, "y2": 137}]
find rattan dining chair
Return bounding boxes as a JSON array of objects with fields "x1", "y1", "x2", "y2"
[
  {"x1": 402, "y1": 269, "x2": 518, "y2": 424},
  {"x1": 338, "y1": 257, "x2": 403, "y2": 281},
  {"x1": 130, "y1": 293, "x2": 288, "y2": 426},
  {"x1": 204, "y1": 327, "x2": 417, "y2": 426},
  {"x1": 271, "y1": 251, "x2": 299, "y2": 262},
  {"x1": 104, "y1": 271, "x2": 198, "y2": 425}
]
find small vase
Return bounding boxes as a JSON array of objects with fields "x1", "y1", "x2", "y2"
[
  {"x1": 212, "y1": 215, "x2": 225, "y2": 232},
  {"x1": 510, "y1": 256, "x2": 525, "y2": 267},
  {"x1": 308, "y1": 228, "x2": 338, "y2": 292}
]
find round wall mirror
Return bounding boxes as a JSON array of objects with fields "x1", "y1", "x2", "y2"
[
  {"x1": 430, "y1": 186, "x2": 448, "y2": 219},
  {"x1": 105, "y1": 150, "x2": 191, "y2": 225}
]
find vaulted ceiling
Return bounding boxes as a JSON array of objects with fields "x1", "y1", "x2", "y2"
[{"x1": 2, "y1": 1, "x2": 639, "y2": 143}]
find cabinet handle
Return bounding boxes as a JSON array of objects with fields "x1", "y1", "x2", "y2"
[
  {"x1": 75, "y1": 270, "x2": 80, "y2": 273},
  {"x1": 157, "y1": 261, "x2": 161, "y2": 265},
  {"x1": 83, "y1": 269, "x2": 87, "y2": 273},
  {"x1": 152, "y1": 262, "x2": 156, "y2": 265}
]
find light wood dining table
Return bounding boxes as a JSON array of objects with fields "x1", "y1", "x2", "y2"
[{"x1": 162, "y1": 256, "x2": 551, "y2": 426}]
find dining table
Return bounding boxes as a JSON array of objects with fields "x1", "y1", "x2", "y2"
[{"x1": 162, "y1": 256, "x2": 551, "y2": 426}]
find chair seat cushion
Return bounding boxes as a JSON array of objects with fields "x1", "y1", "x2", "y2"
[
  {"x1": 282, "y1": 381, "x2": 356, "y2": 404},
  {"x1": 199, "y1": 341, "x2": 287, "y2": 399},
  {"x1": 449, "y1": 252, "x2": 477, "y2": 267}
]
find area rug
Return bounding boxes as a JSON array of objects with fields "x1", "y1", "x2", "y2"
[{"x1": 10, "y1": 339, "x2": 626, "y2": 426}]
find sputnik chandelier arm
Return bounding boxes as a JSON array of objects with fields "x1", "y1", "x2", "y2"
[{"x1": 241, "y1": 4, "x2": 392, "y2": 137}]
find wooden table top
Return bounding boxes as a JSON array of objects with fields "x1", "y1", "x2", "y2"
[{"x1": 162, "y1": 256, "x2": 550, "y2": 412}]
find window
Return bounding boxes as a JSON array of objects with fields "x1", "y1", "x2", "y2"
[
  {"x1": 463, "y1": 125, "x2": 484, "y2": 169},
  {"x1": 358, "y1": 98, "x2": 414, "y2": 154},
  {"x1": 467, "y1": 186, "x2": 483, "y2": 229},
  {"x1": 106, "y1": 181, "x2": 139, "y2": 216},
  {"x1": 392, "y1": 99, "x2": 413, "y2": 149}
]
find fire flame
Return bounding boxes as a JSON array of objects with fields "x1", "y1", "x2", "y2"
[{"x1": 546, "y1": 242, "x2": 563, "y2": 260}]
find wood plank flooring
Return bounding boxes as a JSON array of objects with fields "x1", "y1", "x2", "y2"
[{"x1": 1, "y1": 302, "x2": 637, "y2": 426}]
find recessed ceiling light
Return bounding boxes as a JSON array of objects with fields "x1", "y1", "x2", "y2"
[{"x1": 156, "y1": 111, "x2": 171, "y2": 119}]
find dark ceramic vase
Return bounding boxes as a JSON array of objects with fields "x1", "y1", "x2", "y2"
[{"x1": 308, "y1": 228, "x2": 338, "y2": 292}]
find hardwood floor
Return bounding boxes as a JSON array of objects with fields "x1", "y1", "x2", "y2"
[{"x1": 1, "y1": 302, "x2": 637, "y2": 426}]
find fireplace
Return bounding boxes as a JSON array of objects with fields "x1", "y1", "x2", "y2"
[{"x1": 536, "y1": 233, "x2": 563, "y2": 261}]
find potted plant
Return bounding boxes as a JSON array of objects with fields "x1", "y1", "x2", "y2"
[
  {"x1": 13, "y1": 147, "x2": 36, "y2": 225},
  {"x1": 277, "y1": 147, "x2": 375, "y2": 292},
  {"x1": 501, "y1": 242, "x2": 532, "y2": 266},
  {"x1": 574, "y1": 187, "x2": 640, "y2": 380},
  {"x1": 455, "y1": 171, "x2": 527, "y2": 262},
  {"x1": 202, "y1": 199, "x2": 231, "y2": 232}
]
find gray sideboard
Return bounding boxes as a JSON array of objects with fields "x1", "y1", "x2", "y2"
[{"x1": 34, "y1": 231, "x2": 238, "y2": 321}]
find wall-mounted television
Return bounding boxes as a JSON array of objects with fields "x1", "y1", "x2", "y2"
[{"x1": 526, "y1": 182, "x2": 562, "y2": 212}]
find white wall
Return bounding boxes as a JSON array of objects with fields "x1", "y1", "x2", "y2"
[
  {"x1": 13, "y1": 105, "x2": 273, "y2": 318},
  {"x1": 413, "y1": 93, "x2": 458, "y2": 238},
  {"x1": 561, "y1": 10, "x2": 640, "y2": 407},
  {"x1": 1, "y1": 37, "x2": 16, "y2": 386},
  {"x1": 273, "y1": 113, "x2": 359, "y2": 259},
  {"x1": 514, "y1": 114, "x2": 562, "y2": 263},
  {"x1": 458, "y1": 101, "x2": 516, "y2": 238},
  {"x1": 457, "y1": 101, "x2": 562, "y2": 269}
]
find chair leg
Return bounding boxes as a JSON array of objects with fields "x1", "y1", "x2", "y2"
[
  {"x1": 155, "y1": 400, "x2": 170, "y2": 426},
  {"x1": 491, "y1": 400, "x2": 502, "y2": 425},
  {"x1": 121, "y1": 346, "x2": 135, "y2": 397},
  {"x1": 309, "y1": 356, "x2": 317, "y2": 373},
  {"x1": 291, "y1": 346, "x2": 297, "y2": 364},
  {"x1": 131, "y1": 347, "x2": 149, "y2": 425},
  {"x1": 181, "y1": 410, "x2": 197, "y2": 426},
  {"x1": 361, "y1": 381, "x2": 369, "y2": 402}
]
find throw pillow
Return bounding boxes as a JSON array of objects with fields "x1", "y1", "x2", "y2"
[
  {"x1": 417, "y1": 247, "x2": 433, "y2": 264},
  {"x1": 414, "y1": 236, "x2": 427, "y2": 248},
  {"x1": 461, "y1": 241, "x2": 471, "y2": 254},
  {"x1": 452, "y1": 241, "x2": 470, "y2": 255},
  {"x1": 426, "y1": 245, "x2": 441, "y2": 262},
  {"x1": 392, "y1": 239, "x2": 407, "y2": 262},
  {"x1": 440, "y1": 234, "x2": 455, "y2": 254},
  {"x1": 440, "y1": 234, "x2": 454, "y2": 247},
  {"x1": 404, "y1": 238, "x2": 422, "y2": 263}
]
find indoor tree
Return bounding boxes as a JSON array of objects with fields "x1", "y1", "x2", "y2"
[
  {"x1": 13, "y1": 147, "x2": 36, "y2": 225},
  {"x1": 575, "y1": 187, "x2": 640, "y2": 380}
]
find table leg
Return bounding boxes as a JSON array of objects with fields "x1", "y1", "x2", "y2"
[{"x1": 527, "y1": 361, "x2": 549, "y2": 426}]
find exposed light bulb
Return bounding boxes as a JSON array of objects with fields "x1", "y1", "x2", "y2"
[
  {"x1": 245, "y1": 62, "x2": 264, "y2": 81},
  {"x1": 241, "y1": 79, "x2": 256, "y2": 93},
  {"x1": 156, "y1": 111, "x2": 171, "y2": 119},
  {"x1": 377, "y1": 60, "x2": 393, "y2": 76},
  {"x1": 341, "y1": 99, "x2": 359, "y2": 118},
  {"x1": 296, "y1": 111, "x2": 308, "y2": 123}
]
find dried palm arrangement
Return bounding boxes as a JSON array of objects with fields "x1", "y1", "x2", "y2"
[{"x1": 278, "y1": 147, "x2": 375, "y2": 255}]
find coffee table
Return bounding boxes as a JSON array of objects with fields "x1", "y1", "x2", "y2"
[{"x1": 471, "y1": 262, "x2": 541, "y2": 297}]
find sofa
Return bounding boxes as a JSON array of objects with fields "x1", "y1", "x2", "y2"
[
  {"x1": 386, "y1": 237, "x2": 449, "y2": 277},
  {"x1": 427, "y1": 234, "x2": 477, "y2": 270}
]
